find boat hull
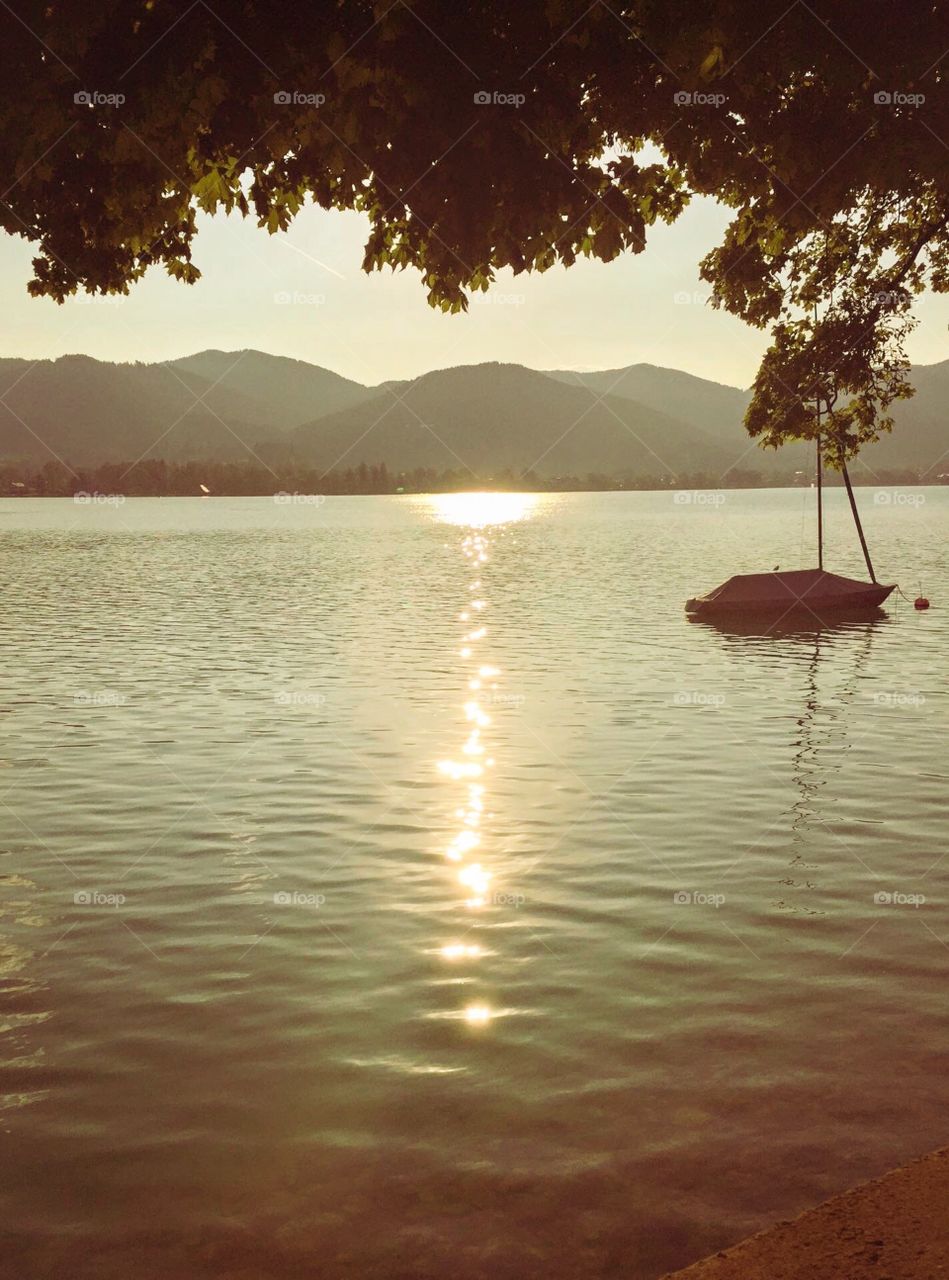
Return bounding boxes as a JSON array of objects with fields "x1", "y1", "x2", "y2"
[{"x1": 686, "y1": 569, "x2": 895, "y2": 619}]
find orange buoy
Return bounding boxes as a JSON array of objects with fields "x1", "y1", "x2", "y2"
[{"x1": 914, "y1": 596, "x2": 930, "y2": 610}]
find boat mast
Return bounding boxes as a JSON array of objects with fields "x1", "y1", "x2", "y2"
[
  {"x1": 816, "y1": 405, "x2": 823, "y2": 571},
  {"x1": 840, "y1": 457, "x2": 877, "y2": 583},
  {"x1": 810, "y1": 296, "x2": 877, "y2": 583},
  {"x1": 814, "y1": 301, "x2": 824, "y2": 572}
]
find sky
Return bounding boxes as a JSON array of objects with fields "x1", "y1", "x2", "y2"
[{"x1": 0, "y1": 195, "x2": 946, "y2": 389}]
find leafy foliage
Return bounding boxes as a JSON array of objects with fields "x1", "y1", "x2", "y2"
[{"x1": 1, "y1": 1, "x2": 947, "y2": 455}]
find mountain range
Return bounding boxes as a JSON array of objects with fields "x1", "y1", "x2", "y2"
[{"x1": 0, "y1": 349, "x2": 945, "y2": 480}]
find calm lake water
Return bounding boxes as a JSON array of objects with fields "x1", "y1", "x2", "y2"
[{"x1": 0, "y1": 489, "x2": 946, "y2": 1279}]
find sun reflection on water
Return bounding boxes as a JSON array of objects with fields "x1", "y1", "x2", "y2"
[
  {"x1": 429, "y1": 493, "x2": 537, "y2": 1029},
  {"x1": 440, "y1": 944, "x2": 483, "y2": 961},
  {"x1": 426, "y1": 491, "x2": 540, "y2": 528}
]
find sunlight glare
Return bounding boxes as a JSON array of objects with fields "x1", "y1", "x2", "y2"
[{"x1": 427, "y1": 492, "x2": 540, "y2": 528}]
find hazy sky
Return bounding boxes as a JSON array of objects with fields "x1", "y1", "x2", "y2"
[{"x1": 1, "y1": 196, "x2": 946, "y2": 388}]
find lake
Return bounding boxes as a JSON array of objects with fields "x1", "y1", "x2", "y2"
[{"x1": 0, "y1": 488, "x2": 946, "y2": 1279}]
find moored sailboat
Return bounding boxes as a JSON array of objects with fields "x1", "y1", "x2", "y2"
[{"x1": 686, "y1": 414, "x2": 895, "y2": 621}]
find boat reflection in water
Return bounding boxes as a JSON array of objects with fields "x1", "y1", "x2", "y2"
[
  {"x1": 425, "y1": 492, "x2": 541, "y2": 1030},
  {"x1": 693, "y1": 607, "x2": 890, "y2": 914},
  {"x1": 687, "y1": 604, "x2": 892, "y2": 639}
]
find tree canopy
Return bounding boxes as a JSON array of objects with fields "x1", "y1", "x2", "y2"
[{"x1": 2, "y1": 1, "x2": 947, "y2": 459}]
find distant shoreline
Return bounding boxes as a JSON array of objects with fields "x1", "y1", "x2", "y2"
[{"x1": 2, "y1": 470, "x2": 945, "y2": 501}]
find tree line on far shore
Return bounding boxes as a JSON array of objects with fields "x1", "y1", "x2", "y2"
[{"x1": 0, "y1": 458, "x2": 936, "y2": 498}]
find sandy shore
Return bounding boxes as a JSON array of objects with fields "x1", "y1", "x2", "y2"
[{"x1": 663, "y1": 1146, "x2": 949, "y2": 1279}]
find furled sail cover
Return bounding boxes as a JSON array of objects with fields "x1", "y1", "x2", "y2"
[{"x1": 686, "y1": 569, "x2": 894, "y2": 616}]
